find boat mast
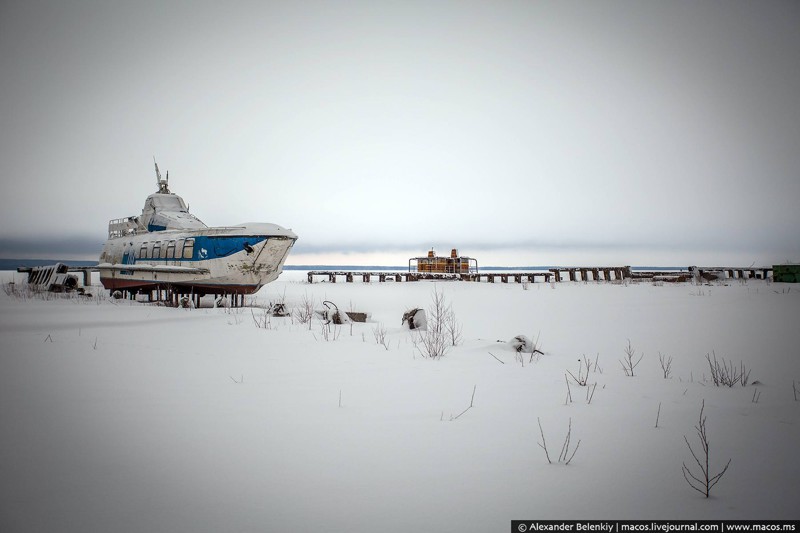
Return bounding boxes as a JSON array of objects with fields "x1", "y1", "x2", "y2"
[{"x1": 153, "y1": 157, "x2": 170, "y2": 194}]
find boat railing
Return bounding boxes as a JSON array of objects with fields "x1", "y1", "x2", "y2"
[
  {"x1": 107, "y1": 221, "x2": 277, "y2": 239},
  {"x1": 108, "y1": 217, "x2": 138, "y2": 239},
  {"x1": 200, "y1": 226, "x2": 248, "y2": 235}
]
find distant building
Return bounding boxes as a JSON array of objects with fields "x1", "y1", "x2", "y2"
[
  {"x1": 409, "y1": 248, "x2": 478, "y2": 274},
  {"x1": 773, "y1": 264, "x2": 800, "y2": 283}
]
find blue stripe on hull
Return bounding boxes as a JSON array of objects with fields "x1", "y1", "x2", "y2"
[
  {"x1": 192, "y1": 236, "x2": 267, "y2": 261},
  {"x1": 119, "y1": 235, "x2": 271, "y2": 264}
]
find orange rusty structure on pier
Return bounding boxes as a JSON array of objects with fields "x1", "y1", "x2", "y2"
[{"x1": 408, "y1": 248, "x2": 478, "y2": 274}]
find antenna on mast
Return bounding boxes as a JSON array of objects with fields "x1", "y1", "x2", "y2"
[{"x1": 153, "y1": 156, "x2": 169, "y2": 193}]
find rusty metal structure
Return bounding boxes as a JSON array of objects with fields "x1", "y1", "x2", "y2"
[
  {"x1": 408, "y1": 248, "x2": 478, "y2": 274},
  {"x1": 17, "y1": 263, "x2": 81, "y2": 292}
]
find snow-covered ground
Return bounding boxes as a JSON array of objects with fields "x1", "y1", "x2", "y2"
[{"x1": 1, "y1": 270, "x2": 798, "y2": 532}]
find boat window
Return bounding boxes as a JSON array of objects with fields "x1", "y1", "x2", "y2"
[
  {"x1": 166, "y1": 241, "x2": 176, "y2": 259},
  {"x1": 183, "y1": 238, "x2": 194, "y2": 259},
  {"x1": 152, "y1": 242, "x2": 161, "y2": 259},
  {"x1": 151, "y1": 194, "x2": 188, "y2": 211},
  {"x1": 140, "y1": 243, "x2": 149, "y2": 258},
  {"x1": 176, "y1": 239, "x2": 184, "y2": 259}
]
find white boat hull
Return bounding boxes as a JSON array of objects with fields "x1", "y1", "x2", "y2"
[{"x1": 99, "y1": 224, "x2": 296, "y2": 295}]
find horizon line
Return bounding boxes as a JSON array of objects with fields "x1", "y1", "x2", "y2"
[{"x1": 1, "y1": 258, "x2": 780, "y2": 271}]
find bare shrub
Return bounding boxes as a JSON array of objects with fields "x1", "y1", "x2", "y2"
[
  {"x1": 4, "y1": 281, "x2": 86, "y2": 302},
  {"x1": 659, "y1": 352, "x2": 673, "y2": 379},
  {"x1": 705, "y1": 351, "x2": 751, "y2": 387},
  {"x1": 372, "y1": 323, "x2": 389, "y2": 350},
  {"x1": 591, "y1": 352, "x2": 602, "y2": 374},
  {"x1": 682, "y1": 400, "x2": 731, "y2": 498},
  {"x1": 563, "y1": 371, "x2": 598, "y2": 405},
  {"x1": 414, "y1": 327, "x2": 449, "y2": 359},
  {"x1": 537, "y1": 417, "x2": 581, "y2": 465},
  {"x1": 251, "y1": 306, "x2": 272, "y2": 329},
  {"x1": 529, "y1": 332, "x2": 544, "y2": 363},
  {"x1": 428, "y1": 285, "x2": 448, "y2": 336},
  {"x1": 619, "y1": 339, "x2": 643, "y2": 377},
  {"x1": 413, "y1": 286, "x2": 453, "y2": 359},
  {"x1": 317, "y1": 319, "x2": 341, "y2": 342},
  {"x1": 225, "y1": 307, "x2": 244, "y2": 325},
  {"x1": 293, "y1": 293, "x2": 315, "y2": 329},
  {"x1": 566, "y1": 356, "x2": 593, "y2": 386},
  {"x1": 2, "y1": 282, "x2": 19, "y2": 297},
  {"x1": 444, "y1": 308, "x2": 462, "y2": 347}
]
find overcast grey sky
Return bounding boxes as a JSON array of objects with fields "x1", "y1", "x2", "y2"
[{"x1": 1, "y1": 0, "x2": 798, "y2": 266}]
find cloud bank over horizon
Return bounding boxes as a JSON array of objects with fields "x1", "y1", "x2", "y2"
[{"x1": 1, "y1": 234, "x2": 793, "y2": 268}]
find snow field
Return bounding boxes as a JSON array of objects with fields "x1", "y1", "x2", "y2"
[{"x1": 1, "y1": 271, "x2": 798, "y2": 532}]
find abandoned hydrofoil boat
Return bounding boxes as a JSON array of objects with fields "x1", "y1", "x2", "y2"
[{"x1": 98, "y1": 162, "x2": 297, "y2": 301}]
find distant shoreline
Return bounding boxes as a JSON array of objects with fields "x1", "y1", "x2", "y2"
[{"x1": 0, "y1": 259, "x2": 690, "y2": 271}]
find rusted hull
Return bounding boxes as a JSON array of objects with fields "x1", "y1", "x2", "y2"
[{"x1": 99, "y1": 277, "x2": 262, "y2": 295}]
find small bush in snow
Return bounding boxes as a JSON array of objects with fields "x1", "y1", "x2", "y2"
[
  {"x1": 537, "y1": 417, "x2": 581, "y2": 465},
  {"x1": 682, "y1": 400, "x2": 731, "y2": 498},
  {"x1": 659, "y1": 352, "x2": 673, "y2": 379},
  {"x1": 251, "y1": 306, "x2": 272, "y2": 329},
  {"x1": 444, "y1": 308, "x2": 462, "y2": 346},
  {"x1": 411, "y1": 286, "x2": 455, "y2": 359},
  {"x1": 317, "y1": 319, "x2": 341, "y2": 342},
  {"x1": 414, "y1": 327, "x2": 449, "y2": 359},
  {"x1": 619, "y1": 339, "x2": 643, "y2": 377},
  {"x1": 293, "y1": 293, "x2": 315, "y2": 329},
  {"x1": 566, "y1": 356, "x2": 592, "y2": 386},
  {"x1": 372, "y1": 323, "x2": 389, "y2": 350},
  {"x1": 705, "y1": 351, "x2": 751, "y2": 387}
]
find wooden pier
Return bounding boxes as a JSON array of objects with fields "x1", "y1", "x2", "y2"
[
  {"x1": 691, "y1": 267, "x2": 773, "y2": 280},
  {"x1": 307, "y1": 267, "x2": 630, "y2": 284},
  {"x1": 307, "y1": 266, "x2": 616, "y2": 284},
  {"x1": 307, "y1": 266, "x2": 773, "y2": 284}
]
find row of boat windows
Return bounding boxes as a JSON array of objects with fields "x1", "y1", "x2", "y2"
[{"x1": 138, "y1": 238, "x2": 195, "y2": 260}]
